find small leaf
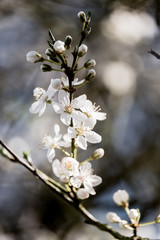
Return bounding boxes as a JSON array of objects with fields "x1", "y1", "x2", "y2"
[{"x1": 48, "y1": 29, "x2": 55, "y2": 42}]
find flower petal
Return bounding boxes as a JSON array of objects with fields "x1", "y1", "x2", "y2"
[
  {"x1": 86, "y1": 175, "x2": 102, "y2": 187},
  {"x1": 52, "y1": 102, "x2": 63, "y2": 114},
  {"x1": 70, "y1": 177, "x2": 82, "y2": 188},
  {"x1": 47, "y1": 148, "x2": 55, "y2": 162},
  {"x1": 76, "y1": 136, "x2": 87, "y2": 150},
  {"x1": 85, "y1": 131, "x2": 102, "y2": 143},
  {"x1": 71, "y1": 110, "x2": 87, "y2": 124},
  {"x1": 52, "y1": 159, "x2": 60, "y2": 177},
  {"x1": 67, "y1": 127, "x2": 76, "y2": 138},
  {"x1": 77, "y1": 188, "x2": 89, "y2": 199},
  {"x1": 71, "y1": 94, "x2": 87, "y2": 108},
  {"x1": 79, "y1": 162, "x2": 92, "y2": 176},
  {"x1": 60, "y1": 113, "x2": 71, "y2": 125}
]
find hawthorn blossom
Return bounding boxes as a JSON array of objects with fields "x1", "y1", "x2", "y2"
[
  {"x1": 41, "y1": 124, "x2": 64, "y2": 162},
  {"x1": 52, "y1": 157, "x2": 79, "y2": 182},
  {"x1": 52, "y1": 90, "x2": 87, "y2": 125},
  {"x1": 113, "y1": 189, "x2": 129, "y2": 207},
  {"x1": 70, "y1": 162, "x2": 102, "y2": 197},
  {"x1": 67, "y1": 118, "x2": 101, "y2": 150},
  {"x1": 91, "y1": 148, "x2": 105, "y2": 160},
  {"x1": 81, "y1": 100, "x2": 106, "y2": 122},
  {"x1": 29, "y1": 82, "x2": 57, "y2": 116}
]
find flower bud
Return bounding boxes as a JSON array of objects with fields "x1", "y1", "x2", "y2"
[
  {"x1": 84, "y1": 59, "x2": 96, "y2": 68},
  {"x1": 40, "y1": 64, "x2": 52, "y2": 72},
  {"x1": 129, "y1": 209, "x2": 140, "y2": 225},
  {"x1": 155, "y1": 214, "x2": 160, "y2": 223},
  {"x1": 53, "y1": 40, "x2": 65, "y2": 54},
  {"x1": 78, "y1": 44, "x2": 88, "y2": 57},
  {"x1": 113, "y1": 189, "x2": 129, "y2": 207},
  {"x1": 91, "y1": 148, "x2": 104, "y2": 160},
  {"x1": 65, "y1": 35, "x2": 72, "y2": 49},
  {"x1": 26, "y1": 51, "x2": 43, "y2": 63},
  {"x1": 85, "y1": 69, "x2": 96, "y2": 81},
  {"x1": 77, "y1": 11, "x2": 86, "y2": 23},
  {"x1": 119, "y1": 220, "x2": 133, "y2": 230},
  {"x1": 106, "y1": 212, "x2": 121, "y2": 223}
]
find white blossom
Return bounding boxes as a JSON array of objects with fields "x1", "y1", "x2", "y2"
[
  {"x1": 113, "y1": 189, "x2": 129, "y2": 206},
  {"x1": 106, "y1": 212, "x2": 121, "y2": 223},
  {"x1": 67, "y1": 118, "x2": 101, "y2": 150},
  {"x1": 29, "y1": 81, "x2": 57, "y2": 116},
  {"x1": 53, "y1": 40, "x2": 65, "y2": 54},
  {"x1": 86, "y1": 69, "x2": 96, "y2": 81},
  {"x1": 70, "y1": 162, "x2": 102, "y2": 195},
  {"x1": 41, "y1": 124, "x2": 64, "y2": 162},
  {"x1": 52, "y1": 157, "x2": 79, "y2": 182},
  {"x1": 52, "y1": 90, "x2": 87, "y2": 126},
  {"x1": 81, "y1": 100, "x2": 106, "y2": 122},
  {"x1": 84, "y1": 59, "x2": 96, "y2": 68},
  {"x1": 26, "y1": 51, "x2": 42, "y2": 63}
]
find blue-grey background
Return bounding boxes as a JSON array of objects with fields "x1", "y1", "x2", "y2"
[{"x1": 0, "y1": 0, "x2": 160, "y2": 239}]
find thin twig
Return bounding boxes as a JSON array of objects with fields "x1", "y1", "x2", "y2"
[{"x1": 0, "y1": 140, "x2": 150, "y2": 240}]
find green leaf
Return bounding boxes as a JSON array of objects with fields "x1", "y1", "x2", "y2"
[{"x1": 48, "y1": 29, "x2": 55, "y2": 42}]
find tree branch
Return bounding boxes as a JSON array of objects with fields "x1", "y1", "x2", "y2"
[{"x1": 0, "y1": 140, "x2": 150, "y2": 240}]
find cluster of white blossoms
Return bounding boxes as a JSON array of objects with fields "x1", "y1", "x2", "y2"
[
  {"x1": 26, "y1": 11, "x2": 106, "y2": 200},
  {"x1": 106, "y1": 189, "x2": 160, "y2": 231},
  {"x1": 106, "y1": 190, "x2": 141, "y2": 230}
]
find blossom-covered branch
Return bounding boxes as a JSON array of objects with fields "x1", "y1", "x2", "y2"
[{"x1": 0, "y1": 10, "x2": 159, "y2": 240}]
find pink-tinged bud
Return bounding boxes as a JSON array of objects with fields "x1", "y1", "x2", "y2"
[
  {"x1": 26, "y1": 51, "x2": 43, "y2": 63},
  {"x1": 53, "y1": 40, "x2": 65, "y2": 54},
  {"x1": 113, "y1": 189, "x2": 129, "y2": 207},
  {"x1": 78, "y1": 44, "x2": 88, "y2": 57},
  {"x1": 106, "y1": 212, "x2": 121, "y2": 223}
]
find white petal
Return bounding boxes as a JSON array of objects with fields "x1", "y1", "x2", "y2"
[
  {"x1": 58, "y1": 90, "x2": 70, "y2": 106},
  {"x1": 52, "y1": 102, "x2": 63, "y2": 114},
  {"x1": 38, "y1": 102, "x2": 47, "y2": 116},
  {"x1": 71, "y1": 94, "x2": 87, "y2": 108},
  {"x1": 84, "y1": 118, "x2": 96, "y2": 128},
  {"x1": 29, "y1": 101, "x2": 43, "y2": 114},
  {"x1": 93, "y1": 112, "x2": 107, "y2": 121},
  {"x1": 76, "y1": 136, "x2": 87, "y2": 150},
  {"x1": 63, "y1": 134, "x2": 71, "y2": 147},
  {"x1": 77, "y1": 188, "x2": 89, "y2": 199},
  {"x1": 52, "y1": 159, "x2": 61, "y2": 177},
  {"x1": 84, "y1": 180, "x2": 96, "y2": 195},
  {"x1": 73, "y1": 79, "x2": 85, "y2": 86},
  {"x1": 54, "y1": 124, "x2": 60, "y2": 136},
  {"x1": 79, "y1": 162, "x2": 92, "y2": 176},
  {"x1": 67, "y1": 127, "x2": 76, "y2": 138},
  {"x1": 85, "y1": 131, "x2": 102, "y2": 143},
  {"x1": 60, "y1": 113, "x2": 71, "y2": 125},
  {"x1": 46, "y1": 84, "x2": 57, "y2": 100},
  {"x1": 81, "y1": 99, "x2": 93, "y2": 113},
  {"x1": 70, "y1": 177, "x2": 82, "y2": 188},
  {"x1": 86, "y1": 175, "x2": 102, "y2": 187},
  {"x1": 72, "y1": 110, "x2": 87, "y2": 124},
  {"x1": 47, "y1": 148, "x2": 55, "y2": 162},
  {"x1": 51, "y1": 78, "x2": 62, "y2": 89}
]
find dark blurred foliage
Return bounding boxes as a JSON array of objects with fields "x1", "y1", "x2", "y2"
[{"x1": 0, "y1": 0, "x2": 160, "y2": 239}]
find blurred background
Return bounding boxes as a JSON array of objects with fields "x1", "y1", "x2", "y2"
[{"x1": 0, "y1": 0, "x2": 160, "y2": 239}]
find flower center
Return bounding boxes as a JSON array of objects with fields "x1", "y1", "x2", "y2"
[
  {"x1": 65, "y1": 105, "x2": 73, "y2": 114},
  {"x1": 65, "y1": 160, "x2": 73, "y2": 170}
]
